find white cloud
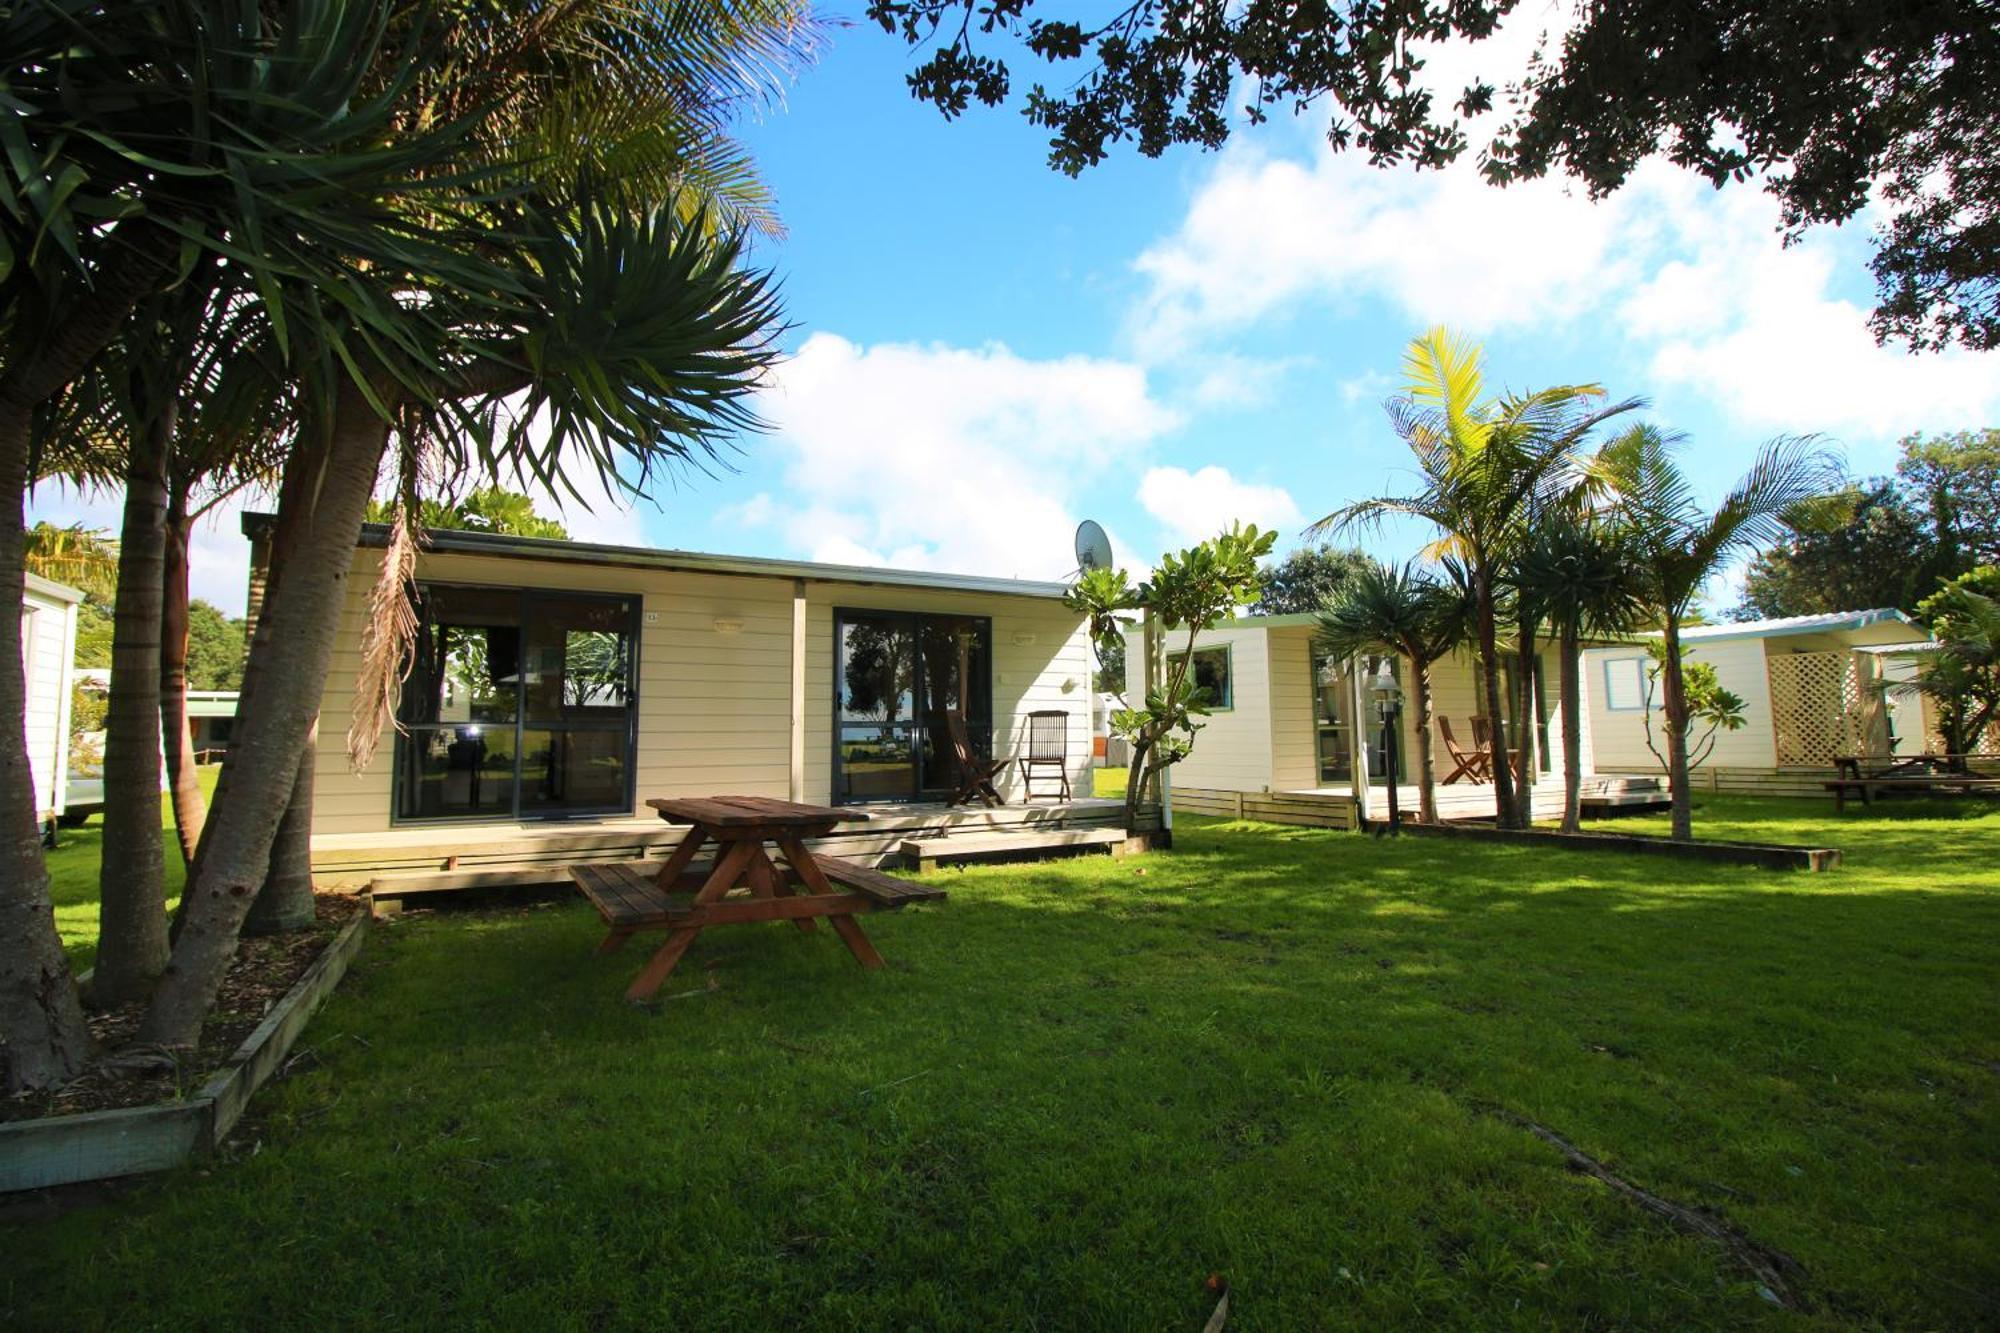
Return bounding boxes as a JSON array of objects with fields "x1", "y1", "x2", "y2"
[
  {"x1": 1138, "y1": 464, "x2": 1302, "y2": 548},
  {"x1": 1132, "y1": 141, "x2": 2000, "y2": 440},
  {"x1": 735, "y1": 332, "x2": 1179, "y2": 580},
  {"x1": 1130, "y1": 148, "x2": 1632, "y2": 361}
]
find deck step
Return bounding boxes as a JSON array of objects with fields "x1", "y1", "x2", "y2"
[
  {"x1": 899, "y1": 827, "x2": 1129, "y2": 870},
  {"x1": 1580, "y1": 790, "x2": 1673, "y2": 808}
]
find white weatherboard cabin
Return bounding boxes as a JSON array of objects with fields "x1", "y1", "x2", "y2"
[
  {"x1": 1122, "y1": 614, "x2": 1637, "y2": 827},
  {"x1": 254, "y1": 519, "x2": 1127, "y2": 888},
  {"x1": 1581, "y1": 609, "x2": 1943, "y2": 794},
  {"x1": 20, "y1": 572, "x2": 81, "y2": 828}
]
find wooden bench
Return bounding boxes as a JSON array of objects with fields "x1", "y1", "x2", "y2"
[
  {"x1": 1825, "y1": 774, "x2": 2000, "y2": 813},
  {"x1": 571, "y1": 861, "x2": 685, "y2": 926}
]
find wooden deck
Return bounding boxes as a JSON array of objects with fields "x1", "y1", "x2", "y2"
[
  {"x1": 1170, "y1": 775, "x2": 1663, "y2": 829},
  {"x1": 314, "y1": 797, "x2": 1150, "y2": 900}
]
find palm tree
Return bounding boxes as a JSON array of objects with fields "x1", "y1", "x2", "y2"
[
  {"x1": 1316, "y1": 559, "x2": 1473, "y2": 824},
  {"x1": 1514, "y1": 514, "x2": 1646, "y2": 831},
  {"x1": 23, "y1": 523, "x2": 120, "y2": 599},
  {"x1": 1900, "y1": 577, "x2": 2000, "y2": 767},
  {"x1": 1606, "y1": 427, "x2": 1846, "y2": 839},
  {"x1": 1311, "y1": 328, "x2": 1640, "y2": 828}
]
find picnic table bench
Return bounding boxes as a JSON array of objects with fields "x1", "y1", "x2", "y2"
[
  {"x1": 1824, "y1": 755, "x2": 2000, "y2": 812},
  {"x1": 569, "y1": 795, "x2": 944, "y2": 1001}
]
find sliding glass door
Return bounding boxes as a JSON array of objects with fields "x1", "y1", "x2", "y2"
[
  {"x1": 394, "y1": 585, "x2": 639, "y2": 822},
  {"x1": 835, "y1": 610, "x2": 991, "y2": 803},
  {"x1": 1310, "y1": 646, "x2": 1406, "y2": 785}
]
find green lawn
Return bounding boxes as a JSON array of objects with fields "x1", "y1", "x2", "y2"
[
  {"x1": 46, "y1": 765, "x2": 219, "y2": 971},
  {"x1": 8, "y1": 793, "x2": 1997, "y2": 1329}
]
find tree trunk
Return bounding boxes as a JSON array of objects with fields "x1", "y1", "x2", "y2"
[
  {"x1": 161, "y1": 493, "x2": 205, "y2": 868},
  {"x1": 0, "y1": 400, "x2": 94, "y2": 1092},
  {"x1": 1123, "y1": 737, "x2": 1152, "y2": 835},
  {"x1": 1412, "y1": 658, "x2": 1438, "y2": 824},
  {"x1": 1475, "y1": 578, "x2": 1518, "y2": 826},
  {"x1": 139, "y1": 379, "x2": 391, "y2": 1048},
  {"x1": 244, "y1": 738, "x2": 317, "y2": 935},
  {"x1": 92, "y1": 401, "x2": 174, "y2": 1006},
  {"x1": 1661, "y1": 618, "x2": 1694, "y2": 841},
  {"x1": 1559, "y1": 625, "x2": 1583, "y2": 834},
  {"x1": 1512, "y1": 611, "x2": 1540, "y2": 829}
]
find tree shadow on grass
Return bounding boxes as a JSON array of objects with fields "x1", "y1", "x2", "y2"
[{"x1": 7, "y1": 807, "x2": 1996, "y2": 1330}]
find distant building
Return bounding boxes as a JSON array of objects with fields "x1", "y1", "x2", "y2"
[{"x1": 21, "y1": 573, "x2": 82, "y2": 828}]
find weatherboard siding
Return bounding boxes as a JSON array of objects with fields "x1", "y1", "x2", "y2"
[
  {"x1": 1125, "y1": 624, "x2": 1275, "y2": 794},
  {"x1": 22, "y1": 586, "x2": 78, "y2": 820},
  {"x1": 309, "y1": 546, "x2": 1088, "y2": 837},
  {"x1": 1582, "y1": 638, "x2": 1778, "y2": 772}
]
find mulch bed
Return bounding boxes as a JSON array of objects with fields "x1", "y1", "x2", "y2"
[{"x1": 2, "y1": 894, "x2": 362, "y2": 1125}]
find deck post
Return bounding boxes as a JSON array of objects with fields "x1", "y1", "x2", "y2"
[
  {"x1": 1348, "y1": 657, "x2": 1372, "y2": 823},
  {"x1": 789, "y1": 578, "x2": 806, "y2": 803}
]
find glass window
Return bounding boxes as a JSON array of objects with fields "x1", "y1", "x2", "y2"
[
  {"x1": 1171, "y1": 645, "x2": 1233, "y2": 710},
  {"x1": 834, "y1": 611, "x2": 992, "y2": 804},
  {"x1": 394, "y1": 586, "x2": 637, "y2": 822},
  {"x1": 1603, "y1": 657, "x2": 1647, "y2": 711}
]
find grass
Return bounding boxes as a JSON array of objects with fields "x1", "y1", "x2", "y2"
[
  {"x1": 7, "y1": 791, "x2": 1997, "y2": 1329},
  {"x1": 46, "y1": 765, "x2": 219, "y2": 971}
]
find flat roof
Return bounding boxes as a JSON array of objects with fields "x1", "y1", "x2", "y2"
[
  {"x1": 1674, "y1": 608, "x2": 1918, "y2": 642},
  {"x1": 23, "y1": 571, "x2": 84, "y2": 604},
  {"x1": 243, "y1": 513, "x2": 1072, "y2": 601}
]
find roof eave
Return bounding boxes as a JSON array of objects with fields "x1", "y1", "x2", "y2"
[{"x1": 242, "y1": 513, "x2": 1073, "y2": 602}]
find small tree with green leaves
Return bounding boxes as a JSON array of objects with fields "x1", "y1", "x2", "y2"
[
  {"x1": 1639, "y1": 644, "x2": 1748, "y2": 778},
  {"x1": 1067, "y1": 524, "x2": 1276, "y2": 834}
]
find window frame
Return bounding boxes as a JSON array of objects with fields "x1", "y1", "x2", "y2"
[
  {"x1": 1169, "y1": 643, "x2": 1235, "y2": 711},
  {"x1": 389, "y1": 583, "x2": 642, "y2": 825},
  {"x1": 830, "y1": 607, "x2": 994, "y2": 806},
  {"x1": 1600, "y1": 655, "x2": 1649, "y2": 713}
]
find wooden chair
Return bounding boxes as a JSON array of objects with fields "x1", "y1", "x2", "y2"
[
  {"x1": 1471, "y1": 716, "x2": 1525, "y2": 780},
  {"x1": 943, "y1": 710, "x2": 1010, "y2": 807},
  {"x1": 1437, "y1": 717, "x2": 1490, "y2": 785},
  {"x1": 1020, "y1": 710, "x2": 1072, "y2": 802}
]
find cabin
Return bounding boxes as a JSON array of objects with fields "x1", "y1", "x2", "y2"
[
  {"x1": 252, "y1": 519, "x2": 1128, "y2": 888},
  {"x1": 1580, "y1": 609, "x2": 1937, "y2": 795},
  {"x1": 1120, "y1": 614, "x2": 1627, "y2": 826},
  {"x1": 20, "y1": 572, "x2": 81, "y2": 829}
]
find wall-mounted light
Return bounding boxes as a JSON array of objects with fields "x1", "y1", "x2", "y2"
[
  {"x1": 1012, "y1": 631, "x2": 1037, "y2": 646},
  {"x1": 713, "y1": 617, "x2": 744, "y2": 635}
]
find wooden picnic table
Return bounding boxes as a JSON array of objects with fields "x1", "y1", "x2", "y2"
[
  {"x1": 568, "y1": 795, "x2": 944, "y2": 1002},
  {"x1": 1824, "y1": 757, "x2": 2000, "y2": 812}
]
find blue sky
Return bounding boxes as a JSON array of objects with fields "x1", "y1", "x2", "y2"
[{"x1": 30, "y1": 17, "x2": 2000, "y2": 612}]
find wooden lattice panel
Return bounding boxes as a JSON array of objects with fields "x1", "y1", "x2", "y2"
[{"x1": 1768, "y1": 651, "x2": 1864, "y2": 766}]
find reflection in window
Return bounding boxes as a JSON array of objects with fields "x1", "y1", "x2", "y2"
[
  {"x1": 1170, "y1": 646, "x2": 1233, "y2": 709},
  {"x1": 394, "y1": 586, "x2": 637, "y2": 821},
  {"x1": 834, "y1": 611, "x2": 991, "y2": 803}
]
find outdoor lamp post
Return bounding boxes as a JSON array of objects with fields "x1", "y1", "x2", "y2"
[{"x1": 1368, "y1": 659, "x2": 1405, "y2": 835}]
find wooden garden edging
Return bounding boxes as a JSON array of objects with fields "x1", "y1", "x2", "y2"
[
  {"x1": 0, "y1": 913, "x2": 368, "y2": 1194},
  {"x1": 1382, "y1": 821, "x2": 1841, "y2": 872}
]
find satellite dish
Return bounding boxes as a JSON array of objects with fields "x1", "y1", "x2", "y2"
[{"x1": 1074, "y1": 519, "x2": 1113, "y2": 574}]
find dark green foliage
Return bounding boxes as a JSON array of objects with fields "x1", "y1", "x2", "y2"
[
  {"x1": 872, "y1": 0, "x2": 1998, "y2": 350},
  {"x1": 1091, "y1": 630, "x2": 1125, "y2": 695},
  {"x1": 71, "y1": 600, "x2": 114, "y2": 670},
  {"x1": 365, "y1": 485, "x2": 570, "y2": 540},
  {"x1": 1737, "y1": 430, "x2": 1999, "y2": 619},
  {"x1": 1252, "y1": 544, "x2": 1373, "y2": 616},
  {"x1": 184, "y1": 601, "x2": 246, "y2": 691}
]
